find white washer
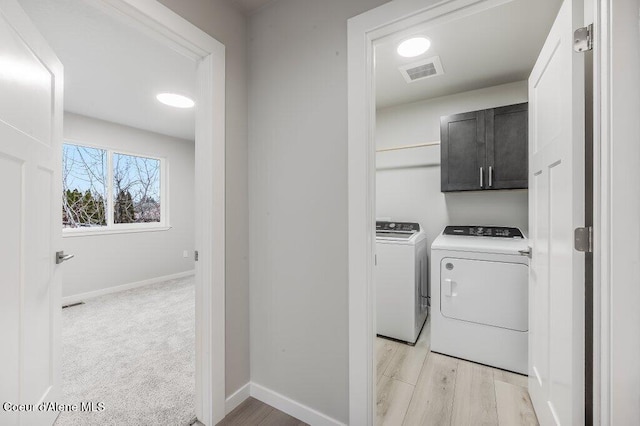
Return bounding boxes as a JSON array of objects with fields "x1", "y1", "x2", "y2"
[
  {"x1": 431, "y1": 226, "x2": 529, "y2": 374},
  {"x1": 376, "y1": 221, "x2": 429, "y2": 344}
]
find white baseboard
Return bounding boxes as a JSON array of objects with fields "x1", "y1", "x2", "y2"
[
  {"x1": 250, "y1": 382, "x2": 346, "y2": 426},
  {"x1": 225, "y1": 382, "x2": 251, "y2": 414},
  {"x1": 61, "y1": 270, "x2": 195, "y2": 306}
]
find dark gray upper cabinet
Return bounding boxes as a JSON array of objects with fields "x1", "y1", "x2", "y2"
[
  {"x1": 486, "y1": 103, "x2": 528, "y2": 190},
  {"x1": 440, "y1": 110, "x2": 486, "y2": 192},
  {"x1": 440, "y1": 102, "x2": 528, "y2": 192}
]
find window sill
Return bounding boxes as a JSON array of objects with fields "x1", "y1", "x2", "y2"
[{"x1": 62, "y1": 225, "x2": 172, "y2": 238}]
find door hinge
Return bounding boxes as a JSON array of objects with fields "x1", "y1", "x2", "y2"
[
  {"x1": 574, "y1": 226, "x2": 593, "y2": 253},
  {"x1": 573, "y1": 24, "x2": 593, "y2": 52},
  {"x1": 194, "y1": 250, "x2": 199, "y2": 261}
]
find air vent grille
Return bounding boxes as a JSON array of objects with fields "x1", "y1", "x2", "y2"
[
  {"x1": 399, "y1": 56, "x2": 444, "y2": 83},
  {"x1": 406, "y1": 63, "x2": 437, "y2": 80}
]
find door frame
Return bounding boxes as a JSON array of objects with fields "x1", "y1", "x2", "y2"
[
  {"x1": 347, "y1": 1, "x2": 526, "y2": 422},
  {"x1": 592, "y1": 0, "x2": 640, "y2": 424},
  {"x1": 347, "y1": 0, "x2": 603, "y2": 423},
  {"x1": 89, "y1": 1, "x2": 226, "y2": 424}
]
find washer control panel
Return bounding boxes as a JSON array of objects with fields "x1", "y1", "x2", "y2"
[
  {"x1": 443, "y1": 226, "x2": 524, "y2": 239},
  {"x1": 376, "y1": 221, "x2": 420, "y2": 233}
]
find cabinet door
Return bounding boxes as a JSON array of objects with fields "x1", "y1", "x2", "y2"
[
  {"x1": 485, "y1": 103, "x2": 528, "y2": 189},
  {"x1": 440, "y1": 110, "x2": 485, "y2": 192}
]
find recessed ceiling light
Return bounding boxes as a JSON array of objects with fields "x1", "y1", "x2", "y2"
[
  {"x1": 397, "y1": 37, "x2": 431, "y2": 58},
  {"x1": 156, "y1": 93, "x2": 195, "y2": 108}
]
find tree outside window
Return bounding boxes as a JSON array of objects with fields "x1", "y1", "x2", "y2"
[
  {"x1": 62, "y1": 144, "x2": 107, "y2": 228},
  {"x1": 113, "y1": 153, "x2": 161, "y2": 224},
  {"x1": 62, "y1": 143, "x2": 163, "y2": 230}
]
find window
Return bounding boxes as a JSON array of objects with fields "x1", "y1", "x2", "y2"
[
  {"x1": 62, "y1": 144, "x2": 108, "y2": 228},
  {"x1": 113, "y1": 153, "x2": 161, "y2": 224},
  {"x1": 63, "y1": 143, "x2": 165, "y2": 233}
]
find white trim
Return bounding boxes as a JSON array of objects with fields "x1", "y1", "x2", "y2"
[
  {"x1": 194, "y1": 51, "x2": 226, "y2": 426},
  {"x1": 592, "y1": 0, "x2": 605, "y2": 423},
  {"x1": 250, "y1": 383, "x2": 346, "y2": 426},
  {"x1": 61, "y1": 270, "x2": 195, "y2": 306},
  {"x1": 594, "y1": 0, "x2": 640, "y2": 424},
  {"x1": 223, "y1": 382, "x2": 347, "y2": 425},
  {"x1": 89, "y1": 1, "x2": 226, "y2": 425},
  {"x1": 63, "y1": 225, "x2": 172, "y2": 237},
  {"x1": 347, "y1": 0, "x2": 537, "y2": 424},
  {"x1": 225, "y1": 382, "x2": 251, "y2": 415},
  {"x1": 87, "y1": 0, "x2": 219, "y2": 60}
]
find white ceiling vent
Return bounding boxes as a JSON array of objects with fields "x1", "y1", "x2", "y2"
[{"x1": 399, "y1": 56, "x2": 444, "y2": 83}]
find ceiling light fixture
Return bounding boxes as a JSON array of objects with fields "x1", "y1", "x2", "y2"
[
  {"x1": 397, "y1": 37, "x2": 431, "y2": 58},
  {"x1": 156, "y1": 93, "x2": 195, "y2": 108}
]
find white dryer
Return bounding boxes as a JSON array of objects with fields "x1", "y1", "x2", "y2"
[
  {"x1": 376, "y1": 221, "x2": 428, "y2": 345},
  {"x1": 431, "y1": 226, "x2": 529, "y2": 374}
]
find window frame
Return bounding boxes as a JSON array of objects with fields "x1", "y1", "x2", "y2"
[{"x1": 62, "y1": 139, "x2": 169, "y2": 237}]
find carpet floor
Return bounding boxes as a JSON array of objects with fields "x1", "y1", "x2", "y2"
[{"x1": 55, "y1": 276, "x2": 196, "y2": 426}]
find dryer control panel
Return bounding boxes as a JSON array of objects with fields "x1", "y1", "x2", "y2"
[{"x1": 443, "y1": 226, "x2": 524, "y2": 239}]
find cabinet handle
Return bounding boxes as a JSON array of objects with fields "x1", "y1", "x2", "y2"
[
  {"x1": 489, "y1": 166, "x2": 493, "y2": 187},
  {"x1": 480, "y1": 167, "x2": 484, "y2": 188}
]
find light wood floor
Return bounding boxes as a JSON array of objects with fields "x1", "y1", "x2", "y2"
[
  {"x1": 376, "y1": 319, "x2": 539, "y2": 426},
  {"x1": 216, "y1": 397, "x2": 308, "y2": 426}
]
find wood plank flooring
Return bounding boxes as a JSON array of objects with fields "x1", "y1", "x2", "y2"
[
  {"x1": 377, "y1": 319, "x2": 539, "y2": 426},
  {"x1": 217, "y1": 318, "x2": 536, "y2": 426},
  {"x1": 216, "y1": 398, "x2": 308, "y2": 426}
]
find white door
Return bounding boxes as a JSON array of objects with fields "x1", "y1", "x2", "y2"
[
  {"x1": 0, "y1": 0, "x2": 63, "y2": 424},
  {"x1": 528, "y1": 0, "x2": 585, "y2": 424}
]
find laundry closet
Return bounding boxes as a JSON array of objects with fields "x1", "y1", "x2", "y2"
[
  {"x1": 375, "y1": 77, "x2": 531, "y2": 349},
  {"x1": 370, "y1": 0, "x2": 593, "y2": 424},
  {"x1": 373, "y1": 0, "x2": 559, "y2": 374}
]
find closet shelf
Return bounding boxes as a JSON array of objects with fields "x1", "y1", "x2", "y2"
[{"x1": 376, "y1": 140, "x2": 440, "y2": 153}]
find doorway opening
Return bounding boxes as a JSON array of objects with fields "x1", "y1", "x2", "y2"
[
  {"x1": 373, "y1": 2, "x2": 548, "y2": 423},
  {"x1": 17, "y1": 0, "x2": 226, "y2": 424},
  {"x1": 348, "y1": 0, "x2": 589, "y2": 424}
]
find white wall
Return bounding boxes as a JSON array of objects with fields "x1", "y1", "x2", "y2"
[
  {"x1": 376, "y1": 81, "x2": 529, "y2": 266},
  {"x1": 62, "y1": 113, "x2": 195, "y2": 297},
  {"x1": 156, "y1": 0, "x2": 250, "y2": 398},
  {"x1": 247, "y1": 0, "x2": 388, "y2": 422}
]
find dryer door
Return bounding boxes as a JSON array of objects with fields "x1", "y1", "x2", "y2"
[{"x1": 440, "y1": 257, "x2": 528, "y2": 332}]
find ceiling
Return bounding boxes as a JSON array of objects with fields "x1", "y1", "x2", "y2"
[
  {"x1": 232, "y1": 0, "x2": 274, "y2": 14},
  {"x1": 18, "y1": 0, "x2": 562, "y2": 136},
  {"x1": 19, "y1": 0, "x2": 196, "y2": 140},
  {"x1": 375, "y1": 0, "x2": 563, "y2": 109}
]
